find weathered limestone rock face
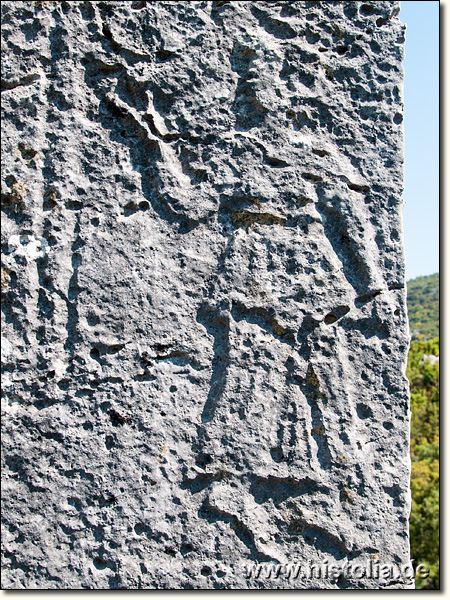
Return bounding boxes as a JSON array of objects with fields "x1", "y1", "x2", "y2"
[{"x1": 1, "y1": 0, "x2": 411, "y2": 589}]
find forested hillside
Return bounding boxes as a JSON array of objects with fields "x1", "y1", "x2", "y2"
[
  {"x1": 407, "y1": 273, "x2": 439, "y2": 340},
  {"x1": 407, "y1": 274, "x2": 439, "y2": 589}
]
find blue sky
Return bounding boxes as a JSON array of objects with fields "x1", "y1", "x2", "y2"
[{"x1": 399, "y1": 1, "x2": 439, "y2": 281}]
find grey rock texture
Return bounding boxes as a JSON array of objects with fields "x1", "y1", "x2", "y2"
[{"x1": 1, "y1": 0, "x2": 412, "y2": 589}]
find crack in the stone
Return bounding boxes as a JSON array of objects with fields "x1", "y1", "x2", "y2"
[
  {"x1": 199, "y1": 500, "x2": 278, "y2": 563},
  {"x1": 299, "y1": 365, "x2": 333, "y2": 470},
  {"x1": 196, "y1": 303, "x2": 231, "y2": 424},
  {"x1": 1, "y1": 73, "x2": 41, "y2": 92}
]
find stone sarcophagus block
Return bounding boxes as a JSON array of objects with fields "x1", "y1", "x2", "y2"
[{"x1": 1, "y1": 0, "x2": 412, "y2": 589}]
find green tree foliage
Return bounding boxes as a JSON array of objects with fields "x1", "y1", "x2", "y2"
[
  {"x1": 407, "y1": 273, "x2": 439, "y2": 340},
  {"x1": 407, "y1": 337, "x2": 439, "y2": 589}
]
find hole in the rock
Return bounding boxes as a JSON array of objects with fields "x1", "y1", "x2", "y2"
[
  {"x1": 108, "y1": 409, "x2": 129, "y2": 426},
  {"x1": 134, "y1": 523, "x2": 146, "y2": 535},
  {"x1": 196, "y1": 453, "x2": 213, "y2": 468},
  {"x1": 360, "y1": 4, "x2": 374, "y2": 15},
  {"x1": 156, "y1": 49, "x2": 175, "y2": 62},
  {"x1": 324, "y1": 305, "x2": 350, "y2": 324},
  {"x1": 93, "y1": 556, "x2": 107, "y2": 570},
  {"x1": 90, "y1": 347, "x2": 100, "y2": 359},
  {"x1": 181, "y1": 543, "x2": 194, "y2": 555},
  {"x1": 312, "y1": 148, "x2": 329, "y2": 157},
  {"x1": 356, "y1": 403, "x2": 373, "y2": 420},
  {"x1": 87, "y1": 313, "x2": 100, "y2": 326},
  {"x1": 57, "y1": 379, "x2": 69, "y2": 390},
  {"x1": 270, "y1": 447, "x2": 284, "y2": 463},
  {"x1": 324, "y1": 313, "x2": 337, "y2": 325}
]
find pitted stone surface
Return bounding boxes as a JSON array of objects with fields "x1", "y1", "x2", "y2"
[{"x1": 1, "y1": 1, "x2": 411, "y2": 589}]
